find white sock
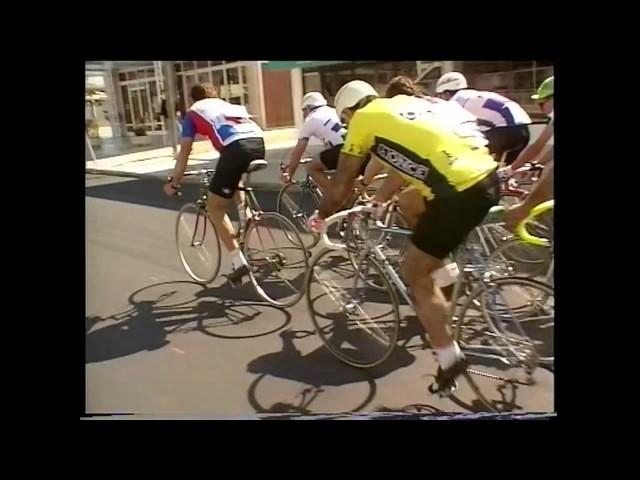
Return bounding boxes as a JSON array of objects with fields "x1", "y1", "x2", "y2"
[
  {"x1": 434, "y1": 341, "x2": 462, "y2": 370},
  {"x1": 230, "y1": 249, "x2": 248, "y2": 270}
]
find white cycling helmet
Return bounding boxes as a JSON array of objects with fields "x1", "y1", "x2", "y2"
[
  {"x1": 301, "y1": 92, "x2": 327, "y2": 109},
  {"x1": 435, "y1": 72, "x2": 468, "y2": 93},
  {"x1": 334, "y1": 80, "x2": 379, "y2": 117}
]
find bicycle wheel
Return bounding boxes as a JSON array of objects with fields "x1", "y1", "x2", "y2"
[
  {"x1": 276, "y1": 181, "x2": 320, "y2": 249},
  {"x1": 306, "y1": 247, "x2": 400, "y2": 368},
  {"x1": 175, "y1": 203, "x2": 221, "y2": 284},
  {"x1": 486, "y1": 238, "x2": 553, "y2": 282},
  {"x1": 242, "y1": 212, "x2": 309, "y2": 308},
  {"x1": 455, "y1": 276, "x2": 554, "y2": 371}
]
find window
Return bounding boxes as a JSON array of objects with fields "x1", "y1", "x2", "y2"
[
  {"x1": 118, "y1": 72, "x2": 126, "y2": 82},
  {"x1": 227, "y1": 67, "x2": 239, "y2": 85},
  {"x1": 211, "y1": 70, "x2": 223, "y2": 88},
  {"x1": 182, "y1": 61, "x2": 195, "y2": 71},
  {"x1": 210, "y1": 61, "x2": 224, "y2": 67},
  {"x1": 121, "y1": 86, "x2": 132, "y2": 124},
  {"x1": 196, "y1": 61, "x2": 208, "y2": 69},
  {"x1": 175, "y1": 62, "x2": 182, "y2": 73},
  {"x1": 198, "y1": 72, "x2": 210, "y2": 84},
  {"x1": 514, "y1": 71, "x2": 532, "y2": 90}
]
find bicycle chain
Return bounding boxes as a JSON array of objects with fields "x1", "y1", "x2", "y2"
[{"x1": 467, "y1": 368, "x2": 534, "y2": 386}]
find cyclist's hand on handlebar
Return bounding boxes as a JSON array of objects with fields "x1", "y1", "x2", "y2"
[
  {"x1": 163, "y1": 182, "x2": 180, "y2": 197},
  {"x1": 280, "y1": 171, "x2": 292, "y2": 184},
  {"x1": 280, "y1": 164, "x2": 293, "y2": 184},
  {"x1": 497, "y1": 166, "x2": 512, "y2": 181},
  {"x1": 306, "y1": 210, "x2": 326, "y2": 233}
]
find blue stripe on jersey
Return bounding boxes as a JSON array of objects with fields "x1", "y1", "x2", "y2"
[
  {"x1": 483, "y1": 98, "x2": 515, "y2": 126},
  {"x1": 216, "y1": 123, "x2": 260, "y2": 143}
]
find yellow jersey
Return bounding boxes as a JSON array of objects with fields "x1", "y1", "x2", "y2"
[{"x1": 341, "y1": 95, "x2": 497, "y2": 200}]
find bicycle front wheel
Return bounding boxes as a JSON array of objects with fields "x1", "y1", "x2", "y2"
[
  {"x1": 486, "y1": 238, "x2": 553, "y2": 282},
  {"x1": 242, "y1": 212, "x2": 309, "y2": 308},
  {"x1": 455, "y1": 276, "x2": 554, "y2": 370},
  {"x1": 175, "y1": 203, "x2": 221, "y2": 284},
  {"x1": 306, "y1": 247, "x2": 400, "y2": 368},
  {"x1": 276, "y1": 181, "x2": 320, "y2": 249}
]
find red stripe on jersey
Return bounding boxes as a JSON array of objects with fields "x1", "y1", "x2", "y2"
[{"x1": 189, "y1": 111, "x2": 223, "y2": 151}]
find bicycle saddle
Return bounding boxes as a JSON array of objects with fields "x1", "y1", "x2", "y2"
[{"x1": 247, "y1": 159, "x2": 268, "y2": 173}]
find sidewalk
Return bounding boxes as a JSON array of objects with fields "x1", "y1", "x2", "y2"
[{"x1": 86, "y1": 127, "x2": 324, "y2": 189}]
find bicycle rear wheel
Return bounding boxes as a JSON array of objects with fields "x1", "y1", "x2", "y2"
[
  {"x1": 306, "y1": 247, "x2": 400, "y2": 368},
  {"x1": 175, "y1": 202, "x2": 221, "y2": 284},
  {"x1": 242, "y1": 212, "x2": 309, "y2": 308},
  {"x1": 276, "y1": 181, "x2": 320, "y2": 249}
]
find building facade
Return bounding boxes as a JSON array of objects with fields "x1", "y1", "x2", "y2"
[{"x1": 86, "y1": 60, "x2": 553, "y2": 142}]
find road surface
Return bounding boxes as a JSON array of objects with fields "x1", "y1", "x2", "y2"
[{"x1": 85, "y1": 174, "x2": 554, "y2": 417}]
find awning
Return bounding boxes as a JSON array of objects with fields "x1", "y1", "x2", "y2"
[{"x1": 262, "y1": 61, "x2": 350, "y2": 70}]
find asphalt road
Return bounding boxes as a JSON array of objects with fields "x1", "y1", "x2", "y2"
[{"x1": 85, "y1": 174, "x2": 554, "y2": 417}]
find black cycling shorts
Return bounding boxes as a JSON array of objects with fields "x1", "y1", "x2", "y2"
[
  {"x1": 319, "y1": 144, "x2": 369, "y2": 176},
  {"x1": 412, "y1": 171, "x2": 500, "y2": 260},
  {"x1": 484, "y1": 125, "x2": 530, "y2": 166},
  {"x1": 209, "y1": 137, "x2": 266, "y2": 199}
]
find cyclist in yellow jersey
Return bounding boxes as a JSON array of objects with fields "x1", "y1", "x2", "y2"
[{"x1": 309, "y1": 80, "x2": 499, "y2": 392}]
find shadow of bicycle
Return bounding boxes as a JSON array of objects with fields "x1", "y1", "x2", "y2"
[
  {"x1": 246, "y1": 327, "x2": 418, "y2": 414},
  {"x1": 86, "y1": 281, "x2": 292, "y2": 363}
]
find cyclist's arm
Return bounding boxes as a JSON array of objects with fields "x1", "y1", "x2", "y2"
[
  {"x1": 525, "y1": 159, "x2": 554, "y2": 207},
  {"x1": 318, "y1": 152, "x2": 367, "y2": 218},
  {"x1": 536, "y1": 144, "x2": 553, "y2": 166},
  {"x1": 286, "y1": 138, "x2": 309, "y2": 177},
  {"x1": 318, "y1": 111, "x2": 373, "y2": 218},
  {"x1": 510, "y1": 122, "x2": 553, "y2": 171},
  {"x1": 373, "y1": 168, "x2": 405, "y2": 203},
  {"x1": 506, "y1": 160, "x2": 554, "y2": 231},
  {"x1": 170, "y1": 115, "x2": 197, "y2": 185}
]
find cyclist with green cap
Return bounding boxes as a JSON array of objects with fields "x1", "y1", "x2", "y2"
[
  {"x1": 507, "y1": 76, "x2": 554, "y2": 172},
  {"x1": 505, "y1": 76, "x2": 554, "y2": 231}
]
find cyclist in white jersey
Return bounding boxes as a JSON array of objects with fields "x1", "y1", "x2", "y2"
[
  {"x1": 436, "y1": 72, "x2": 532, "y2": 166},
  {"x1": 281, "y1": 92, "x2": 368, "y2": 195},
  {"x1": 506, "y1": 76, "x2": 554, "y2": 229}
]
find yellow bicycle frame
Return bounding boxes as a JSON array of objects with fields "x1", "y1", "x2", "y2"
[{"x1": 486, "y1": 199, "x2": 554, "y2": 247}]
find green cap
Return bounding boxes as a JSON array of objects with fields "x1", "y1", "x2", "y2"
[{"x1": 532, "y1": 76, "x2": 554, "y2": 101}]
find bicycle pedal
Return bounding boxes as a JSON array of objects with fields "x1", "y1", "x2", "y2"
[
  {"x1": 226, "y1": 265, "x2": 249, "y2": 288},
  {"x1": 428, "y1": 379, "x2": 459, "y2": 397}
]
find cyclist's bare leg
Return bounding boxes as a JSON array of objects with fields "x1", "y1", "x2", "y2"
[
  {"x1": 306, "y1": 158, "x2": 332, "y2": 196},
  {"x1": 233, "y1": 179, "x2": 250, "y2": 223},
  {"x1": 397, "y1": 186, "x2": 426, "y2": 229},
  {"x1": 207, "y1": 192, "x2": 240, "y2": 252},
  {"x1": 401, "y1": 244, "x2": 452, "y2": 349}
]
